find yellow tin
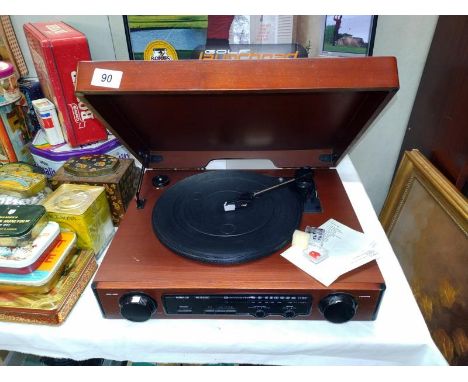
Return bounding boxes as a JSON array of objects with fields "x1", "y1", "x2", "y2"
[
  {"x1": 0, "y1": 162, "x2": 37, "y2": 173},
  {"x1": 41, "y1": 184, "x2": 114, "y2": 257},
  {"x1": 0, "y1": 170, "x2": 46, "y2": 198}
]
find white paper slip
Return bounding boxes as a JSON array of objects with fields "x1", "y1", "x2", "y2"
[
  {"x1": 281, "y1": 219, "x2": 380, "y2": 286},
  {"x1": 91, "y1": 68, "x2": 123, "y2": 89}
]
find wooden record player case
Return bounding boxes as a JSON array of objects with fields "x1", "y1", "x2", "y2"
[{"x1": 76, "y1": 58, "x2": 399, "y2": 323}]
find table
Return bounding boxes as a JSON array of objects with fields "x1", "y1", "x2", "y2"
[{"x1": 0, "y1": 156, "x2": 447, "y2": 365}]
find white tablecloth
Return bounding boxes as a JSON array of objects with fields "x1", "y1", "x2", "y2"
[{"x1": 0, "y1": 156, "x2": 447, "y2": 365}]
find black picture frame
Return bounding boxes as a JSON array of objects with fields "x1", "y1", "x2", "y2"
[{"x1": 321, "y1": 15, "x2": 378, "y2": 57}]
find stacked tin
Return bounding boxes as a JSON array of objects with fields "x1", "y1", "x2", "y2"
[
  {"x1": 0, "y1": 204, "x2": 77, "y2": 294},
  {"x1": 0, "y1": 161, "x2": 101, "y2": 325}
]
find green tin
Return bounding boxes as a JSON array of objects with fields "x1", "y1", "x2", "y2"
[{"x1": 0, "y1": 205, "x2": 48, "y2": 247}]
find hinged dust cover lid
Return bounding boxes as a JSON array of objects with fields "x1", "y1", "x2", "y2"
[{"x1": 75, "y1": 58, "x2": 399, "y2": 169}]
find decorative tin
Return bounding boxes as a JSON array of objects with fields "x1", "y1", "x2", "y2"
[
  {"x1": 41, "y1": 184, "x2": 114, "y2": 257},
  {"x1": 0, "y1": 102, "x2": 34, "y2": 164},
  {"x1": 0, "y1": 249, "x2": 96, "y2": 325},
  {"x1": 0, "y1": 205, "x2": 47, "y2": 247},
  {"x1": 0, "y1": 170, "x2": 46, "y2": 198},
  {"x1": 30, "y1": 130, "x2": 133, "y2": 178},
  {"x1": 0, "y1": 231, "x2": 76, "y2": 293},
  {"x1": 51, "y1": 155, "x2": 138, "y2": 225},
  {"x1": 0, "y1": 221, "x2": 60, "y2": 274},
  {"x1": 0, "y1": 162, "x2": 37, "y2": 173},
  {"x1": 63, "y1": 154, "x2": 120, "y2": 177},
  {"x1": 0, "y1": 61, "x2": 20, "y2": 106}
]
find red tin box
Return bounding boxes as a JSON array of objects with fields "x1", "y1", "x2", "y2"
[{"x1": 23, "y1": 22, "x2": 107, "y2": 147}]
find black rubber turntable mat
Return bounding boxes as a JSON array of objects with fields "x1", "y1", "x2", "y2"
[{"x1": 152, "y1": 171, "x2": 303, "y2": 264}]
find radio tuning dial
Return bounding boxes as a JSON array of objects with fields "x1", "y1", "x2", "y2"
[
  {"x1": 119, "y1": 293, "x2": 157, "y2": 322},
  {"x1": 319, "y1": 293, "x2": 357, "y2": 323}
]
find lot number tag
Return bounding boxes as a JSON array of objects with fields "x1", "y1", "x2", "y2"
[{"x1": 91, "y1": 68, "x2": 123, "y2": 89}]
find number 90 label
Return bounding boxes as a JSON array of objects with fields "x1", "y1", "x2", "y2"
[{"x1": 91, "y1": 68, "x2": 123, "y2": 89}]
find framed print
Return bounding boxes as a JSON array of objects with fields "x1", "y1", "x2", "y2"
[
  {"x1": 380, "y1": 149, "x2": 468, "y2": 365},
  {"x1": 321, "y1": 15, "x2": 377, "y2": 57},
  {"x1": 123, "y1": 15, "x2": 307, "y2": 60},
  {"x1": 124, "y1": 15, "x2": 209, "y2": 60}
]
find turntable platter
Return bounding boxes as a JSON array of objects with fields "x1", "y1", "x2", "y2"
[{"x1": 152, "y1": 170, "x2": 303, "y2": 264}]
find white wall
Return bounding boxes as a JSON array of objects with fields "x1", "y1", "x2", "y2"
[{"x1": 348, "y1": 16, "x2": 438, "y2": 213}]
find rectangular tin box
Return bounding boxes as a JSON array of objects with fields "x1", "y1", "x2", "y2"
[
  {"x1": 0, "y1": 169, "x2": 46, "y2": 198},
  {"x1": 0, "y1": 249, "x2": 96, "y2": 325},
  {"x1": 0, "y1": 205, "x2": 47, "y2": 247},
  {"x1": 23, "y1": 22, "x2": 107, "y2": 147},
  {"x1": 50, "y1": 157, "x2": 138, "y2": 225},
  {"x1": 0, "y1": 230, "x2": 76, "y2": 293},
  {"x1": 0, "y1": 221, "x2": 60, "y2": 274}
]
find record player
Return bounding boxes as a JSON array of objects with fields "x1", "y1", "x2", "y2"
[{"x1": 75, "y1": 58, "x2": 399, "y2": 323}]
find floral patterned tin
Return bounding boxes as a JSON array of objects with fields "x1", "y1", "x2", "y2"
[{"x1": 0, "y1": 249, "x2": 96, "y2": 325}]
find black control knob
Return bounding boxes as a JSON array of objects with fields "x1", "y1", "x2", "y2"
[
  {"x1": 319, "y1": 293, "x2": 357, "y2": 323},
  {"x1": 152, "y1": 175, "x2": 170, "y2": 188},
  {"x1": 282, "y1": 309, "x2": 296, "y2": 318},
  {"x1": 119, "y1": 293, "x2": 157, "y2": 322},
  {"x1": 253, "y1": 308, "x2": 267, "y2": 318}
]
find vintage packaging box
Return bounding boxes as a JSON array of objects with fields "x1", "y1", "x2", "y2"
[
  {"x1": 32, "y1": 98, "x2": 65, "y2": 145},
  {"x1": 23, "y1": 22, "x2": 107, "y2": 147},
  {"x1": 18, "y1": 78, "x2": 44, "y2": 136},
  {"x1": 0, "y1": 249, "x2": 96, "y2": 325},
  {"x1": 50, "y1": 154, "x2": 138, "y2": 225}
]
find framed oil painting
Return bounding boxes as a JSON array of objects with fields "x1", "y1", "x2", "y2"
[{"x1": 380, "y1": 149, "x2": 467, "y2": 365}]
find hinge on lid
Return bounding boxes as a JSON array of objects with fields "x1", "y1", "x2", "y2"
[{"x1": 135, "y1": 151, "x2": 162, "y2": 209}]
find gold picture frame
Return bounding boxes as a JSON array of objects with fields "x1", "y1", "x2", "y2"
[{"x1": 380, "y1": 149, "x2": 468, "y2": 365}]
